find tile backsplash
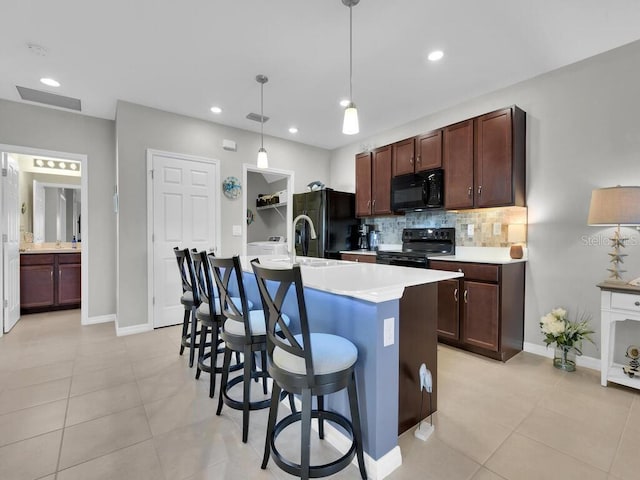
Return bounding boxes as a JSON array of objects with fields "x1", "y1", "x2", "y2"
[{"x1": 367, "y1": 207, "x2": 527, "y2": 247}]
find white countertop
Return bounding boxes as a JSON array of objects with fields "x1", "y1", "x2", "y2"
[
  {"x1": 431, "y1": 247, "x2": 528, "y2": 264},
  {"x1": 20, "y1": 248, "x2": 81, "y2": 254},
  {"x1": 240, "y1": 255, "x2": 462, "y2": 303}
]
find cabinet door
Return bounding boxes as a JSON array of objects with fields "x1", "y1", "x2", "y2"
[
  {"x1": 437, "y1": 279, "x2": 460, "y2": 340},
  {"x1": 392, "y1": 138, "x2": 415, "y2": 177},
  {"x1": 341, "y1": 253, "x2": 377, "y2": 263},
  {"x1": 58, "y1": 263, "x2": 81, "y2": 305},
  {"x1": 355, "y1": 152, "x2": 372, "y2": 217},
  {"x1": 462, "y1": 281, "x2": 499, "y2": 351},
  {"x1": 443, "y1": 120, "x2": 474, "y2": 209},
  {"x1": 372, "y1": 146, "x2": 392, "y2": 215},
  {"x1": 475, "y1": 108, "x2": 513, "y2": 207},
  {"x1": 20, "y1": 265, "x2": 54, "y2": 308},
  {"x1": 416, "y1": 130, "x2": 442, "y2": 172}
]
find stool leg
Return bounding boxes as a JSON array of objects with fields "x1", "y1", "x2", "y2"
[
  {"x1": 179, "y1": 308, "x2": 189, "y2": 355},
  {"x1": 242, "y1": 345, "x2": 252, "y2": 443},
  {"x1": 209, "y1": 323, "x2": 219, "y2": 399},
  {"x1": 301, "y1": 389, "x2": 312, "y2": 480},
  {"x1": 188, "y1": 306, "x2": 197, "y2": 368},
  {"x1": 216, "y1": 347, "x2": 232, "y2": 416},
  {"x1": 348, "y1": 372, "x2": 367, "y2": 480},
  {"x1": 288, "y1": 393, "x2": 296, "y2": 413},
  {"x1": 195, "y1": 323, "x2": 207, "y2": 380},
  {"x1": 317, "y1": 395, "x2": 324, "y2": 440},
  {"x1": 261, "y1": 382, "x2": 281, "y2": 470},
  {"x1": 260, "y1": 350, "x2": 268, "y2": 395}
]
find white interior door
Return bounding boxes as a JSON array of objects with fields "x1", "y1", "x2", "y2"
[
  {"x1": 150, "y1": 152, "x2": 218, "y2": 328},
  {"x1": 33, "y1": 180, "x2": 45, "y2": 243},
  {"x1": 3, "y1": 153, "x2": 20, "y2": 332}
]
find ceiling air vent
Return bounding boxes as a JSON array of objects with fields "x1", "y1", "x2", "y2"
[
  {"x1": 16, "y1": 86, "x2": 81, "y2": 111},
  {"x1": 246, "y1": 112, "x2": 269, "y2": 123}
]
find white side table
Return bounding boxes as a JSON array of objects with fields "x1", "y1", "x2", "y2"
[{"x1": 598, "y1": 282, "x2": 640, "y2": 388}]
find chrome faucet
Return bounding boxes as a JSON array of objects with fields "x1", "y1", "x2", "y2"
[{"x1": 291, "y1": 214, "x2": 317, "y2": 264}]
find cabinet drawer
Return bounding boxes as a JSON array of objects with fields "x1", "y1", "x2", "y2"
[
  {"x1": 20, "y1": 254, "x2": 55, "y2": 266},
  {"x1": 429, "y1": 261, "x2": 499, "y2": 282},
  {"x1": 341, "y1": 253, "x2": 377, "y2": 264},
  {"x1": 58, "y1": 253, "x2": 81, "y2": 264},
  {"x1": 611, "y1": 292, "x2": 640, "y2": 313}
]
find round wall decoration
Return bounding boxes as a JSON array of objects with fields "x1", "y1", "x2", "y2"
[
  {"x1": 246, "y1": 208, "x2": 255, "y2": 225},
  {"x1": 222, "y1": 176, "x2": 241, "y2": 199}
]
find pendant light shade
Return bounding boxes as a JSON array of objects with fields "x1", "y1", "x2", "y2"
[
  {"x1": 342, "y1": 0, "x2": 360, "y2": 135},
  {"x1": 256, "y1": 74, "x2": 269, "y2": 169}
]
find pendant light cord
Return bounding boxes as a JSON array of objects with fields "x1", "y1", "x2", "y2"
[
  {"x1": 260, "y1": 81, "x2": 264, "y2": 149},
  {"x1": 349, "y1": 3, "x2": 353, "y2": 102}
]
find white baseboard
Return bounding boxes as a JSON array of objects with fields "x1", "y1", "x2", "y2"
[
  {"x1": 83, "y1": 314, "x2": 116, "y2": 326},
  {"x1": 523, "y1": 342, "x2": 600, "y2": 371},
  {"x1": 285, "y1": 396, "x2": 402, "y2": 479},
  {"x1": 116, "y1": 322, "x2": 153, "y2": 337}
]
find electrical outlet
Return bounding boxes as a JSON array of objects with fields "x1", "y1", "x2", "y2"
[
  {"x1": 467, "y1": 224, "x2": 474, "y2": 237},
  {"x1": 383, "y1": 317, "x2": 395, "y2": 347},
  {"x1": 232, "y1": 225, "x2": 242, "y2": 236},
  {"x1": 493, "y1": 223, "x2": 502, "y2": 236}
]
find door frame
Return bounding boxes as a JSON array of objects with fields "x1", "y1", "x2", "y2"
[
  {"x1": 146, "y1": 149, "x2": 221, "y2": 330},
  {"x1": 241, "y1": 164, "x2": 294, "y2": 256},
  {"x1": 0, "y1": 144, "x2": 88, "y2": 329}
]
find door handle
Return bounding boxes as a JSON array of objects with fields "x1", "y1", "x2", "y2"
[
  {"x1": 467, "y1": 187, "x2": 472, "y2": 197},
  {"x1": 463, "y1": 290, "x2": 468, "y2": 303},
  {"x1": 453, "y1": 288, "x2": 458, "y2": 302}
]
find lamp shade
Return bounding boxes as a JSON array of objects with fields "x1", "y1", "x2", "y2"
[
  {"x1": 587, "y1": 186, "x2": 640, "y2": 225},
  {"x1": 507, "y1": 224, "x2": 526, "y2": 243},
  {"x1": 342, "y1": 103, "x2": 359, "y2": 135},
  {"x1": 257, "y1": 148, "x2": 268, "y2": 169}
]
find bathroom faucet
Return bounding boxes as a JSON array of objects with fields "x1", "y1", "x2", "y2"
[{"x1": 291, "y1": 214, "x2": 317, "y2": 264}]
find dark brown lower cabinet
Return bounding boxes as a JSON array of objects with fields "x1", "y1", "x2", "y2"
[
  {"x1": 430, "y1": 260, "x2": 525, "y2": 362},
  {"x1": 20, "y1": 252, "x2": 81, "y2": 313}
]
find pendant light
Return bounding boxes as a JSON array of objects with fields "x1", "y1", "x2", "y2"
[
  {"x1": 256, "y1": 74, "x2": 269, "y2": 169},
  {"x1": 342, "y1": 0, "x2": 360, "y2": 135}
]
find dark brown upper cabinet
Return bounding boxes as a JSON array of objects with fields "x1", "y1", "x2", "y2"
[
  {"x1": 355, "y1": 147, "x2": 392, "y2": 217},
  {"x1": 444, "y1": 106, "x2": 525, "y2": 209},
  {"x1": 392, "y1": 129, "x2": 443, "y2": 177}
]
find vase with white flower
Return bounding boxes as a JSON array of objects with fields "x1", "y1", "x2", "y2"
[{"x1": 540, "y1": 307, "x2": 595, "y2": 372}]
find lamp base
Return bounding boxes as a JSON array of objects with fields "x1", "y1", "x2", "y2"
[{"x1": 510, "y1": 245, "x2": 523, "y2": 259}]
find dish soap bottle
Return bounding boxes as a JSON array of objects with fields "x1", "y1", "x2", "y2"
[{"x1": 72, "y1": 235, "x2": 77, "y2": 249}]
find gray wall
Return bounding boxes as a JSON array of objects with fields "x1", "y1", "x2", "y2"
[
  {"x1": 0, "y1": 99, "x2": 116, "y2": 318},
  {"x1": 247, "y1": 174, "x2": 288, "y2": 243},
  {"x1": 115, "y1": 101, "x2": 331, "y2": 328},
  {"x1": 329, "y1": 40, "x2": 640, "y2": 359}
]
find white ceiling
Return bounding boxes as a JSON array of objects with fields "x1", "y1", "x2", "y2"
[{"x1": 2, "y1": 1, "x2": 640, "y2": 150}]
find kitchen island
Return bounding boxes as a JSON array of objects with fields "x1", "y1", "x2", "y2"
[{"x1": 237, "y1": 256, "x2": 462, "y2": 479}]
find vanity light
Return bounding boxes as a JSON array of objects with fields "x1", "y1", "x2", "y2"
[
  {"x1": 342, "y1": 0, "x2": 360, "y2": 135},
  {"x1": 58, "y1": 162, "x2": 66, "y2": 169},
  {"x1": 256, "y1": 74, "x2": 269, "y2": 169},
  {"x1": 288, "y1": 127, "x2": 298, "y2": 134},
  {"x1": 35, "y1": 159, "x2": 44, "y2": 167},
  {"x1": 33, "y1": 158, "x2": 81, "y2": 173},
  {"x1": 427, "y1": 50, "x2": 444, "y2": 62},
  {"x1": 47, "y1": 160, "x2": 55, "y2": 168},
  {"x1": 70, "y1": 163, "x2": 77, "y2": 171},
  {"x1": 210, "y1": 106, "x2": 222, "y2": 114},
  {"x1": 40, "y1": 77, "x2": 60, "y2": 87}
]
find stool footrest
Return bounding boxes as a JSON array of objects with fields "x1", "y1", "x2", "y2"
[{"x1": 220, "y1": 373, "x2": 271, "y2": 412}]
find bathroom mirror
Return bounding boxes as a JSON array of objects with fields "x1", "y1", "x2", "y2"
[{"x1": 33, "y1": 181, "x2": 81, "y2": 243}]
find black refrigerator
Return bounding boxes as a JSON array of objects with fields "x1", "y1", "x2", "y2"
[{"x1": 293, "y1": 189, "x2": 356, "y2": 259}]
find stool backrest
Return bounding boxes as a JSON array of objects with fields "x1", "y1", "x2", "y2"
[
  {"x1": 209, "y1": 256, "x2": 252, "y2": 337},
  {"x1": 198, "y1": 251, "x2": 222, "y2": 315},
  {"x1": 174, "y1": 247, "x2": 200, "y2": 305},
  {"x1": 251, "y1": 260, "x2": 314, "y2": 380}
]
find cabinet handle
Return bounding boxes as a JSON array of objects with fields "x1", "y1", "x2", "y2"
[
  {"x1": 367, "y1": 200, "x2": 371, "y2": 208},
  {"x1": 463, "y1": 290, "x2": 468, "y2": 303},
  {"x1": 457, "y1": 268, "x2": 463, "y2": 273},
  {"x1": 467, "y1": 187, "x2": 472, "y2": 197},
  {"x1": 453, "y1": 288, "x2": 458, "y2": 302},
  {"x1": 372, "y1": 199, "x2": 376, "y2": 208},
  {"x1": 417, "y1": 155, "x2": 421, "y2": 164},
  {"x1": 409, "y1": 156, "x2": 413, "y2": 165},
  {"x1": 478, "y1": 185, "x2": 482, "y2": 196},
  {"x1": 635, "y1": 301, "x2": 640, "y2": 306}
]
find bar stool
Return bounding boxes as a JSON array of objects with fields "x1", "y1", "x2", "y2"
[
  {"x1": 173, "y1": 247, "x2": 201, "y2": 368},
  {"x1": 212, "y1": 256, "x2": 288, "y2": 443},
  {"x1": 251, "y1": 260, "x2": 367, "y2": 480},
  {"x1": 193, "y1": 251, "x2": 249, "y2": 398}
]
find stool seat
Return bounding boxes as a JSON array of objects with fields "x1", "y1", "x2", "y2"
[
  {"x1": 180, "y1": 291, "x2": 195, "y2": 306},
  {"x1": 224, "y1": 310, "x2": 290, "y2": 337},
  {"x1": 196, "y1": 297, "x2": 252, "y2": 318},
  {"x1": 274, "y1": 333, "x2": 357, "y2": 375}
]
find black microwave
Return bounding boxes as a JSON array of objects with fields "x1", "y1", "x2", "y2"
[{"x1": 391, "y1": 169, "x2": 444, "y2": 212}]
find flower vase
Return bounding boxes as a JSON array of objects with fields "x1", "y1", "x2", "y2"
[{"x1": 553, "y1": 345, "x2": 576, "y2": 372}]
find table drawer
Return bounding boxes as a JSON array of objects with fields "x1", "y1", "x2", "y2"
[
  {"x1": 429, "y1": 260, "x2": 499, "y2": 283},
  {"x1": 611, "y1": 292, "x2": 640, "y2": 313}
]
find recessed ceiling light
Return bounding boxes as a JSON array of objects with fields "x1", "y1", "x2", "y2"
[
  {"x1": 427, "y1": 50, "x2": 444, "y2": 62},
  {"x1": 40, "y1": 78, "x2": 60, "y2": 87},
  {"x1": 289, "y1": 127, "x2": 298, "y2": 134},
  {"x1": 210, "y1": 106, "x2": 222, "y2": 114}
]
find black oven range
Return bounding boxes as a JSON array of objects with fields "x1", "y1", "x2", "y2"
[{"x1": 376, "y1": 228, "x2": 455, "y2": 268}]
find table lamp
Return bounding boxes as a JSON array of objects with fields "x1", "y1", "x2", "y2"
[
  {"x1": 587, "y1": 186, "x2": 640, "y2": 282},
  {"x1": 508, "y1": 224, "x2": 526, "y2": 259}
]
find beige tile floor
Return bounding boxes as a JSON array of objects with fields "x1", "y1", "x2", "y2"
[{"x1": 0, "y1": 310, "x2": 637, "y2": 480}]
